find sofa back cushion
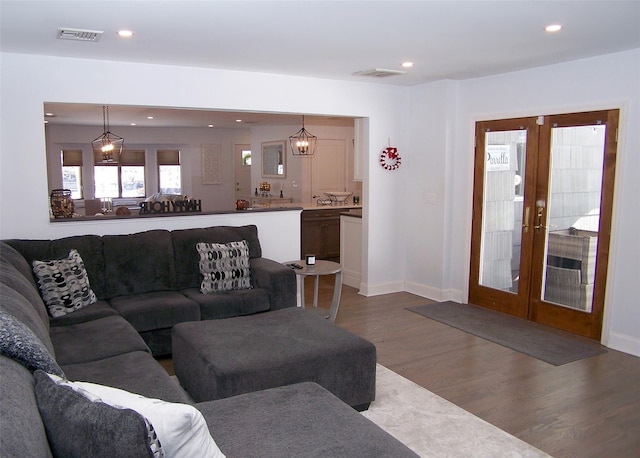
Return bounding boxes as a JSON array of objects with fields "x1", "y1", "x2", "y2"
[
  {"x1": 5, "y1": 236, "x2": 106, "y2": 300},
  {"x1": 0, "y1": 261, "x2": 50, "y2": 327},
  {"x1": 0, "y1": 242, "x2": 39, "y2": 289},
  {"x1": 102, "y1": 230, "x2": 176, "y2": 298},
  {"x1": 172, "y1": 225, "x2": 262, "y2": 290},
  {"x1": 0, "y1": 283, "x2": 55, "y2": 356},
  {"x1": 0, "y1": 356, "x2": 52, "y2": 458}
]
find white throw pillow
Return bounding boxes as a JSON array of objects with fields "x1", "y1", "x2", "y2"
[{"x1": 46, "y1": 373, "x2": 225, "y2": 458}]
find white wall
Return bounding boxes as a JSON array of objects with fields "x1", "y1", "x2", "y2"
[
  {"x1": 0, "y1": 52, "x2": 408, "y2": 297},
  {"x1": 2, "y1": 49, "x2": 638, "y2": 356},
  {"x1": 403, "y1": 49, "x2": 640, "y2": 355}
]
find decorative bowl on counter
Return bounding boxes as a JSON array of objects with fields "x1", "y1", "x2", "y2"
[{"x1": 324, "y1": 191, "x2": 353, "y2": 204}]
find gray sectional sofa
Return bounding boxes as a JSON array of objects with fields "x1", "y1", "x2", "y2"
[
  {"x1": 4, "y1": 225, "x2": 296, "y2": 356},
  {"x1": 0, "y1": 226, "x2": 417, "y2": 457}
]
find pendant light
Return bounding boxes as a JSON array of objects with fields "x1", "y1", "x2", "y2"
[
  {"x1": 289, "y1": 115, "x2": 317, "y2": 156},
  {"x1": 91, "y1": 105, "x2": 124, "y2": 162}
]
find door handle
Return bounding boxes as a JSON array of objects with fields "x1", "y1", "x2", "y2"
[
  {"x1": 522, "y1": 206, "x2": 530, "y2": 233},
  {"x1": 534, "y1": 206, "x2": 545, "y2": 231}
]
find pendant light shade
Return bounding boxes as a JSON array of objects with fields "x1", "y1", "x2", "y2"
[
  {"x1": 91, "y1": 106, "x2": 124, "y2": 162},
  {"x1": 289, "y1": 116, "x2": 317, "y2": 156}
]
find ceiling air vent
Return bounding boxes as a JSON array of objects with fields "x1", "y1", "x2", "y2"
[
  {"x1": 353, "y1": 68, "x2": 407, "y2": 78},
  {"x1": 57, "y1": 28, "x2": 103, "y2": 42}
]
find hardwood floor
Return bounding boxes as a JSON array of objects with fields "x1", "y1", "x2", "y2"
[{"x1": 323, "y1": 279, "x2": 640, "y2": 458}]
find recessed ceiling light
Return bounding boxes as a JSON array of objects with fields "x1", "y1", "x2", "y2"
[
  {"x1": 236, "y1": 119, "x2": 242, "y2": 123},
  {"x1": 545, "y1": 24, "x2": 562, "y2": 32},
  {"x1": 130, "y1": 123, "x2": 136, "y2": 126},
  {"x1": 118, "y1": 29, "x2": 135, "y2": 38},
  {"x1": 45, "y1": 112, "x2": 55, "y2": 117},
  {"x1": 208, "y1": 124, "x2": 214, "y2": 128},
  {"x1": 147, "y1": 116, "x2": 154, "y2": 120},
  {"x1": 402, "y1": 62, "x2": 414, "y2": 68}
]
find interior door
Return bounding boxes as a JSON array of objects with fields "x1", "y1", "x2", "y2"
[
  {"x1": 469, "y1": 110, "x2": 619, "y2": 339},
  {"x1": 234, "y1": 144, "x2": 251, "y2": 200}
]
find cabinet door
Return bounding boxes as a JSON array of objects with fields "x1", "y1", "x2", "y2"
[
  {"x1": 301, "y1": 220, "x2": 325, "y2": 258},
  {"x1": 324, "y1": 218, "x2": 341, "y2": 260}
]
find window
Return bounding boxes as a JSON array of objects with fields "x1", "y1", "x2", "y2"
[
  {"x1": 94, "y1": 149, "x2": 146, "y2": 198},
  {"x1": 61, "y1": 149, "x2": 83, "y2": 199},
  {"x1": 158, "y1": 149, "x2": 181, "y2": 195}
]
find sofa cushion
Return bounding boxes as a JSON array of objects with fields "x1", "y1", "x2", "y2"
[
  {"x1": 0, "y1": 261, "x2": 49, "y2": 326},
  {"x1": 0, "y1": 356, "x2": 52, "y2": 458},
  {"x1": 0, "y1": 241, "x2": 39, "y2": 289},
  {"x1": 7, "y1": 236, "x2": 107, "y2": 300},
  {"x1": 182, "y1": 287, "x2": 271, "y2": 320},
  {"x1": 50, "y1": 315, "x2": 150, "y2": 366},
  {"x1": 62, "y1": 350, "x2": 192, "y2": 404},
  {"x1": 49, "y1": 299, "x2": 119, "y2": 327},
  {"x1": 197, "y1": 241, "x2": 252, "y2": 293},
  {"x1": 34, "y1": 371, "x2": 159, "y2": 458},
  {"x1": 0, "y1": 307, "x2": 64, "y2": 377},
  {"x1": 171, "y1": 225, "x2": 262, "y2": 290},
  {"x1": 42, "y1": 371, "x2": 225, "y2": 458},
  {"x1": 109, "y1": 291, "x2": 200, "y2": 333},
  {"x1": 0, "y1": 283, "x2": 54, "y2": 355},
  {"x1": 197, "y1": 382, "x2": 417, "y2": 458},
  {"x1": 103, "y1": 230, "x2": 176, "y2": 298},
  {"x1": 32, "y1": 249, "x2": 98, "y2": 317}
]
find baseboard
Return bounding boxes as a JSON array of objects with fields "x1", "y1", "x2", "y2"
[
  {"x1": 359, "y1": 280, "x2": 465, "y2": 303},
  {"x1": 341, "y1": 268, "x2": 361, "y2": 289},
  {"x1": 606, "y1": 331, "x2": 640, "y2": 357},
  {"x1": 404, "y1": 281, "x2": 466, "y2": 303},
  {"x1": 359, "y1": 280, "x2": 405, "y2": 297}
]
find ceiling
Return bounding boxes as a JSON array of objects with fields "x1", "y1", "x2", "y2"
[
  {"x1": 3, "y1": 1, "x2": 639, "y2": 127},
  {"x1": 42, "y1": 103, "x2": 355, "y2": 129}
]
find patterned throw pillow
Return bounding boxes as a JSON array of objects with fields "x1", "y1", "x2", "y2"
[
  {"x1": 32, "y1": 249, "x2": 97, "y2": 317},
  {"x1": 196, "y1": 241, "x2": 252, "y2": 293}
]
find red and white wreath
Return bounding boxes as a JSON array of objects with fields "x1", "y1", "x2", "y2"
[{"x1": 379, "y1": 145, "x2": 401, "y2": 170}]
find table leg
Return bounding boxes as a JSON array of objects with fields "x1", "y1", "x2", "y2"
[
  {"x1": 328, "y1": 271, "x2": 343, "y2": 322},
  {"x1": 299, "y1": 275, "x2": 306, "y2": 308},
  {"x1": 313, "y1": 275, "x2": 320, "y2": 308}
]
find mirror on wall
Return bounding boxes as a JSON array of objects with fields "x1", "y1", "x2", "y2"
[{"x1": 261, "y1": 141, "x2": 286, "y2": 178}]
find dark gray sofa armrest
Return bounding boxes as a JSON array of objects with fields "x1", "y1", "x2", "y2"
[{"x1": 250, "y1": 258, "x2": 296, "y2": 310}]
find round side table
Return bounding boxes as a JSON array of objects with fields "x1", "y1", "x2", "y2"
[{"x1": 284, "y1": 260, "x2": 343, "y2": 322}]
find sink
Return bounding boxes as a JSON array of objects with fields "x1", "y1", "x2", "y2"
[{"x1": 324, "y1": 191, "x2": 353, "y2": 204}]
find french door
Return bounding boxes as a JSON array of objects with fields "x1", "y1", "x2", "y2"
[{"x1": 469, "y1": 109, "x2": 619, "y2": 340}]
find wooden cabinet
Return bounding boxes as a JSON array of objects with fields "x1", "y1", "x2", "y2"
[{"x1": 301, "y1": 209, "x2": 342, "y2": 261}]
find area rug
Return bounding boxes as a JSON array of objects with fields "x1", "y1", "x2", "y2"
[
  {"x1": 363, "y1": 364, "x2": 550, "y2": 457},
  {"x1": 407, "y1": 302, "x2": 606, "y2": 365}
]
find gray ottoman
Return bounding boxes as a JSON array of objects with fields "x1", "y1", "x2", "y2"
[{"x1": 172, "y1": 307, "x2": 376, "y2": 409}]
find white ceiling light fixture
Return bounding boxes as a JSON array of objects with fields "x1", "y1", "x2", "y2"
[
  {"x1": 402, "y1": 62, "x2": 414, "y2": 68},
  {"x1": 118, "y1": 29, "x2": 135, "y2": 38},
  {"x1": 289, "y1": 115, "x2": 317, "y2": 156},
  {"x1": 91, "y1": 106, "x2": 124, "y2": 163},
  {"x1": 545, "y1": 24, "x2": 562, "y2": 32}
]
